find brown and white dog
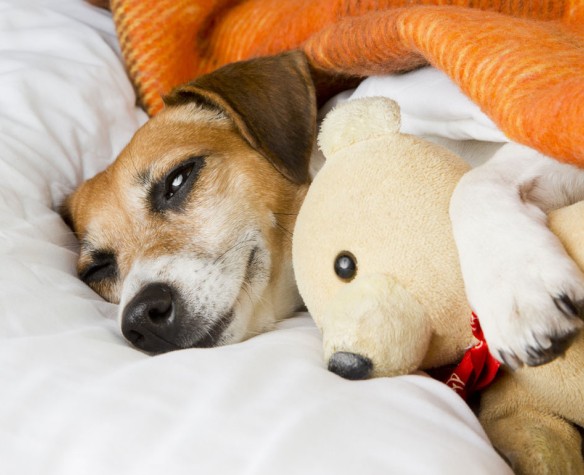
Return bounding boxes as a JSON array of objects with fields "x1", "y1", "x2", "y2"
[{"x1": 63, "y1": 52, "x2": 325, "y2": 353}]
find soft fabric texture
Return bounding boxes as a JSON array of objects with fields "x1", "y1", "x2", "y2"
[
  {"x1": 0, "y1": 2, "x2": 513, "y2": 473},
  {"x1": 111, "y1": 0, "x2": 584, "y2": 167},
  {"x1": 293, "y1": 96, "x2": 584, "y2": 474},
  {"x1": 339, "y1": 68, "x2": 508, "y2": 143}
]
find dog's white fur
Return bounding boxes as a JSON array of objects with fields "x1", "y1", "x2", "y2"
[{"x1": 451, "y1": 142, "x2": 584, "y2": 369}]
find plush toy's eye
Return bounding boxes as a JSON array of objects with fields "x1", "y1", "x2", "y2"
[{"x1": 334, "y1": 252, "x2": 357, "y2": 281}]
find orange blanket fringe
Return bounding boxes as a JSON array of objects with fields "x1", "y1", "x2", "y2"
[{"x1": 110, "y1": 0, "x2": 584, "y2": 166}]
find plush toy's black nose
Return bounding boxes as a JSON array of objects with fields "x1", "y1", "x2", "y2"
[
  {"x1": 121, "y1": 283, "x2": 181, "y2": 353},
  {"x1": 328, "y1": 351, "x2": 373, "y2": 380}
]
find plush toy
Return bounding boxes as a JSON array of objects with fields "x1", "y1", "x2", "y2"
[{"x1": 292, "y1": 97, "x2": 584, "y2": 474}]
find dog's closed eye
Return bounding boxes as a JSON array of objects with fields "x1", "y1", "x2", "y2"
[
  {"x1": 79, "y1": 250, "x2": 118, "y2": 284},
  {"x1": 150, "y1": 156, "x2": 206, "y2": 213}
]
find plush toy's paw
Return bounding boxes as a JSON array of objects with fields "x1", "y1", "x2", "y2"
[{"x1": 481, "y1": 402, "x2": 584, "y2": 475}]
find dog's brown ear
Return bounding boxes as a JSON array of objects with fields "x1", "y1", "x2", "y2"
[
  {"x1": 86, "y1": 0, "x2": 110, "y2": 9},
  {"x1": 164, "y1": 51, "x2": 317, "y2": 185}
]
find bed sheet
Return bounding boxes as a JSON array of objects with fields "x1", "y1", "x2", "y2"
[{"x1": 0, "y1": 1, "x2": 512, "y2": 474}]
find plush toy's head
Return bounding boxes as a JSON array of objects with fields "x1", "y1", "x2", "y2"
[{"x1": 293, "y1": 97, "x2": 474, "y2": 380}]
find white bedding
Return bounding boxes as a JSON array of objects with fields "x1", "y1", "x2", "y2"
[{"x1": 0, "y1": 1, "x2": 512, "y2": 473}]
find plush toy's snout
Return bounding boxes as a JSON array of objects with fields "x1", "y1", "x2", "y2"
[
  {"x1": 320, "y1": 273, "x2": 432, "y2": 378},
  {"x1": 328, "y1": 351, "x2": 373, "y2": 380}
]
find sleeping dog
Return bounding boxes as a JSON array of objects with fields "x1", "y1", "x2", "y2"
[
  {"x1": 63, "y1": 52, "x2": 318, "y2": 353},
  {"x1": 63, "y1": 51, "x2": 584, "y2": 368}
]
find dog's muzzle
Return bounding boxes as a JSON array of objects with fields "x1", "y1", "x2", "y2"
[{"x1": 121, "y1": 282, "x2": 183, "y2": 353}]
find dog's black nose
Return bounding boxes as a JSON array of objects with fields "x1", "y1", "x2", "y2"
[
  {"x1": 121, "y1": 283, "x2": 180, "y2": 353},
  {"x1": 328, "y1": 351, "x2": 373, "y2": 380}
]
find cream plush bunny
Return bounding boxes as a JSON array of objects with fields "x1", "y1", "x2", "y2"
[{"x1": 293, "y1": 97, "x2": 584, "y2": 474}]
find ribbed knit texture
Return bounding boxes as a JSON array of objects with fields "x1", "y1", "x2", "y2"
[{"x1": 111, "y1": 0, "x2": 584, "y2": 166}]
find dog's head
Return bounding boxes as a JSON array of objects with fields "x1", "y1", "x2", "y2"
[{"x1": 63, "y1": 51, "x2": 317, "y2": 353}]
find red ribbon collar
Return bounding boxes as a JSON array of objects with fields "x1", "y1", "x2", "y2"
[{"x1": 438, "y1": 312, "x2": 501, "y2": 401}]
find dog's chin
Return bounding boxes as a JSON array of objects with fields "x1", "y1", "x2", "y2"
[
  {"x1": 189, "y1": 309, "x2": 236, "y2": 349},
  {"x1": 152, "y1": 297, "x2": 264, "y2": 354},
  {"x1": 136, "y1": 309, "x2": 235, "y2": 355}
]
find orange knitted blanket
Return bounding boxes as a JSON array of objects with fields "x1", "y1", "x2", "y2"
[{"x1": 111, "y1": 0, "x2": 584, "y2": 166}]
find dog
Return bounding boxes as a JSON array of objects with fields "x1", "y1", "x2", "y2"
[
  {"x1": 62, "y1": 52, "x2": 323, "y2": 353},
  {"x1": 63, "y1": 50, "x2": 584, "y2": 369}
]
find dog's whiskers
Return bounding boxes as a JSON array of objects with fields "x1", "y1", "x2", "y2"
[
  {"x1": 213, "y1": 238, "x2": 256, "y2": 266},
  {"x1": 240, "y1": 282, "x2": 254, "y2": 305},
  {"x1": 123, "y1": 153, "x2": 147, "y2": 185},
  {"x1": 274, "y1": 222, "x2": 293, "y2": 241}
]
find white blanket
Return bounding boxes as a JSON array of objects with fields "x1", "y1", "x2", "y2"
[{"x1": 0, "y1": 1, "x2": 511, "y2": 473}]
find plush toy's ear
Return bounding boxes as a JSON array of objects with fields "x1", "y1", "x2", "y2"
[
  {"x1": 318, "y1": 97, "x2": 401, "y2": 158},
  {"x1": 164, "y1": 51, "x2": 317, "y2": 185}
]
